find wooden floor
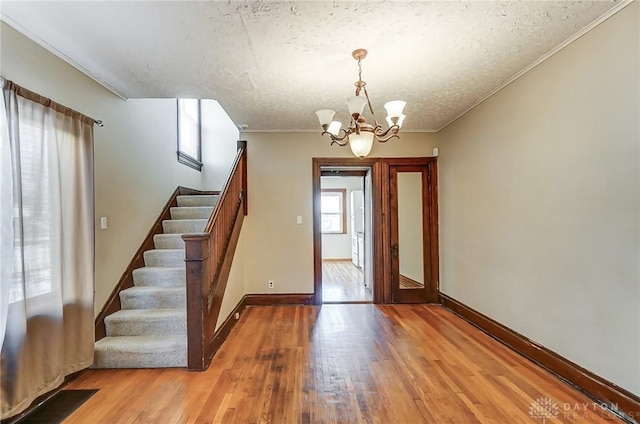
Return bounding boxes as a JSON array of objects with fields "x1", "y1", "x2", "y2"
[
  {"x1": 64, "y1": 305, "x2": 621, "y2": 423},
  {"x1": 322, "y1": 260, "x2": 372, "y2": 302}
]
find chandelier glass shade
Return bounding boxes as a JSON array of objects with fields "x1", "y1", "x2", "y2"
[{"x1": 315, "y1": 48, "x2": 406, "y2": 158}]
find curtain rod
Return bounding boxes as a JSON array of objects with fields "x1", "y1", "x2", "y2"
[{"x1": 2, "y1": 77, "x2": 104, "y2": 127}]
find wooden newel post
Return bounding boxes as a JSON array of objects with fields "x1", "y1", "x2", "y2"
[{"x1": 182, "y1": 232, "x2": 211, "y2": 371}]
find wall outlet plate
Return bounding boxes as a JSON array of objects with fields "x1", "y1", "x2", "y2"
[{"x1": 268, "y1": 280, "x2": 274, "y2": 289}]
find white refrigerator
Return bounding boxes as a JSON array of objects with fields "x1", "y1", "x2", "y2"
[{"x1": 351, "y1": 190, "x2": 364, "y2": 268}]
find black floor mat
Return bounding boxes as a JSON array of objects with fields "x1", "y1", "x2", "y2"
[{"x1": 18, "y1": 390, "x2": 98, "y2": 424}]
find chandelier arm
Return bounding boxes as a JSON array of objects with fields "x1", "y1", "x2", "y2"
[
  {"x1": 375, "y1": 133, "x2": 400, "y2": 143},
  {"x1": 373, "y1": 124, "x2": 400, "y2": 142},
  {"x1": 322, "y1": 128, "x2": 350, "y2": 146}
]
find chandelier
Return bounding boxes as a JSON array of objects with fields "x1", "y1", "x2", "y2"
[{"x1": 315, "y1": 48, "x2": 406, "y2": 158}]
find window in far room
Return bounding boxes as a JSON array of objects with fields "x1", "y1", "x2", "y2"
[
  {"x1": 321, "y1": 189, "x2": 347, "y2": 234},
  {"x1": 177, "y1": 98, "x2": 202, "y2": 171}
]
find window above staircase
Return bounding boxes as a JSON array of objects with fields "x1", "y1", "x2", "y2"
[{"x1": 177, "y1": 99, "x2": 202, "y2": 171}]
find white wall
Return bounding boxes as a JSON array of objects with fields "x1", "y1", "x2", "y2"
[
  {"x1": 240, "y1": 132, "x2": 438, "y2": 294},
  {"x1": 201, "y1": 99, "x2": 240, "y2": 191},
  {"x1": 215, "y1": 228, "x2": 246, "y2": 331},
  {"x1": 321, "y1": 176, "x2": 362, "y2": 259},
  {"x1": 438, "y1": 2, "x2": 639, "y2": 396},
  {"x1": 0, "y1": 22, "x2": 240, "y2": 316}
]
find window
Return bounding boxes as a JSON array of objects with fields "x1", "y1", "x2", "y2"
[
  {"x1": 177, "y1": 98, "x2": 202, "y2": 171},
  {"x1": 9, "y1": 118, "x2": 54, "y2": 303},
  {"x1": 321, "y1": 189, "x2": 347, "y2": 234}
]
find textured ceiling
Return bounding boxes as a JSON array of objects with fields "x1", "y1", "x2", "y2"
[{"x1": 0, "y1": 1, "x2": 624, "y2": 131}]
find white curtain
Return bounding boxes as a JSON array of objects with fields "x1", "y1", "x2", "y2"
[{"x1": 0, "y1": 78, "x2": 95, "y2": 419}]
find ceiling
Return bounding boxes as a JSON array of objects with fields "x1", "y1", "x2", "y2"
[{"x1": 0, "y1": 1, "x2": 625, "y2": 132}]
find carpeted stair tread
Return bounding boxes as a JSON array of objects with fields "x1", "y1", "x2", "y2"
[
  {"x1": 105, "y1": 308, "x2": 186, "y2": 336},
  {"x1": 162, "y1": 219, "x2": 208, "y2": 234},
  {"x1": 97, "y1": 193, "x2": 220, "y2": 369},
  {"x1": 94, "y1": 335, "x2": 187, "y2": 368},
  {"x1": 143, "y1": 248, "x2": 185, "y2": 267},
  {"x1": 119, "y1": 286, "x2": 185, "y2": 309},
  {"x1": 153, "y1": 233, "x2": 185, "y2": 249},
  {"x1": 170, "y1": 206, "x2": 215, "y2": 220},
  {"x1": 132, "y1": 266, "x2": 185, "y2": 287},
  {"x1": 176, "y1": 195, "x2": 219, "y2": 207}
]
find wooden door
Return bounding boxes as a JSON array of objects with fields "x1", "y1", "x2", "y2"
[{"x1": 388, "y1": 160, "x2": 439, "y2": 303}]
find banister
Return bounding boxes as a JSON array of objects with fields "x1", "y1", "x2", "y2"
[
  {"x1": 207, "y1": 191, "x2": 243, "y2": 311},
  {"x1": 183, "y1": 141, "x2": 247, "y2": 371},
  {"x1": 205, "y1": 141, "x2": 247, "y2": 233}
]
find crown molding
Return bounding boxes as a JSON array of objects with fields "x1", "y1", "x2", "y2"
[{"x1": 0, "y1": 14, "x2": 129, "y2": 101}]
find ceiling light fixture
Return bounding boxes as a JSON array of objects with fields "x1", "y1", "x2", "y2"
[{"x1": 315, "y1": 48, "x2": 406, "y2": 158}]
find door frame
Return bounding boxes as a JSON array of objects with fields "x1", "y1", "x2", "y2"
[
  {"x1": 312, "y1": 158, "x2": 383, "y2": 304},
  {"x1": 382, "y1": 157, "x2": 439, "y2": 303},
  {"x1": 313, "y1": 157, "x2": 439, "y2": 305}
]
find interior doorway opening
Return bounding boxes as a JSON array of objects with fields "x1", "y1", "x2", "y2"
[
  {"x1": 313, "y1": 157, "x2": 438, "y2": 305},
  {"x1": 317, "y1": 166, "x2": 374, "y2": 303}
]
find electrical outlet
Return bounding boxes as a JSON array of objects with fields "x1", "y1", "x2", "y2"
[
  {"x1": 234, "y1": 312, "x2": 240, "y2": 320},
  {"x1": 268, "y1": 280, "x2": 274, "y2": 289}
]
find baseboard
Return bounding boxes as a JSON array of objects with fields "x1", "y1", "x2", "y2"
[
  {"x1": 244, "y1": 293, "x2": 314, "y2": 306},
  {"x1": 322, "y1": 258, "x2": 352, "y2": 262},
  {"x1": 208, "y1": 297, "x2": 248, "y2": 361},
  {"x1": 440, "y1": 293, "x2": 640, "y2": 423}
]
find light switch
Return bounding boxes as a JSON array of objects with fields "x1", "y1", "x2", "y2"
[
  {"x1": 296, "y1": 216, "x2": 303, "y2": 224},
  {"x1": 100, "y1": 216, "x2": 108, "y2": 230}
]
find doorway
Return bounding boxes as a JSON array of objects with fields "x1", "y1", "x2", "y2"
[
  {"x1": 313, "y1": 158, "x2": 382, "y2": 304},
  {"x1": 312, "y1": 157, "x2": 438, "y2": 305},
  {"x1": 320, "y1": 170, "x2": 372, "y2": 302}
]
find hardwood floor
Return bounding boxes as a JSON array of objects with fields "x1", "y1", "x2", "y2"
[
  {"x1": 322, "y1": 260, "x2": 372, "y2": 302},
  {"x1": 64, "y1": 305, "x2": 621, "y2": 423}
]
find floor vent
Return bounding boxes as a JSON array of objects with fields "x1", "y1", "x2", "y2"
[{"x1": 16, "y1": 390, "x2": 98, "y2": 424}]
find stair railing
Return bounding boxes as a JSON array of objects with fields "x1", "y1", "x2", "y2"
[{"x1": 182, "y1": 140, "x2": 247, "y2": 371}]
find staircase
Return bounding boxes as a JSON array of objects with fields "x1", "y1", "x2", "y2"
[{"x1": 93, "y1": 194, "x2": 218, "y2": 368}]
